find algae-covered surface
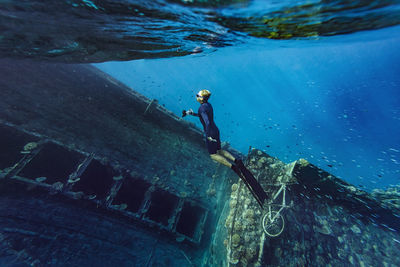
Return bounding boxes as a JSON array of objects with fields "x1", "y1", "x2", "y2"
[{"x1": 221, "y1": 149, "x2": 400, "y2": 267}]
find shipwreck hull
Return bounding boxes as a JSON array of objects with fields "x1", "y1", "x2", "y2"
[{"x1": 0, "y1": 59, "x2": 236, "y2": 266}]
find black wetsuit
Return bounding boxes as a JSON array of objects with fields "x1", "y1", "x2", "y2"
[{"x1": 198, "y1": 102, "x2": 221, "y2": 154}]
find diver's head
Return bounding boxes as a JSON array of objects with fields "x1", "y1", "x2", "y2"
[{"x1": 196, "y1": 89, "x2": 211, "y2": 103}]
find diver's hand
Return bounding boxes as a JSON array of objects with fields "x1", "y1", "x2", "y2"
[
  {"x1": 182, "y1": 109, "x2": 194, "y2": 117},
  {"x1": 207, "y1": 136, "x2": 217, "y2": 142}
]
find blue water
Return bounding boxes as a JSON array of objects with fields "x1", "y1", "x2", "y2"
[
  {"x1": 95, "y1": 25, "x2": 400, "y2": 191},
  {"x1": 1, "y1": 1, "x2": 400, "y2": 266}
]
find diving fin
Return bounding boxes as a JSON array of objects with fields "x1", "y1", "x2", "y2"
[{"x1": 234, "y1": 159, "x2": 268, "y2": 207}]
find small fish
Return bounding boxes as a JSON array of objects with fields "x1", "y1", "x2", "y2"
[
  {"x1": 327, "y1": 164, "x2": 333, "y2": 168},
  {"x1": 389, "y1": 148, "x2": 400, "y2": 153}
]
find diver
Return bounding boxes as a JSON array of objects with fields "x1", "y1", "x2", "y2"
[{"x1": 182, "y1": 89, "x2": 268, "y2": 208}]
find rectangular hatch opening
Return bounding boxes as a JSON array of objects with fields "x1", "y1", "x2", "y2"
[
  {"x1": 19, "y1": 142, "x2": 83, "y2": 184},
  {"x1": 176, "y1": 202, "x2": 207, "y2": 241},
  {"x1": 72, "y1": 159, "x2": 115, "y2": 200},
  {"x1": 112, "y1": 178, "x2": 150, "y2": 213},
  {"x1": 145, "y1": 189, "x2": 179, "y2": 226}
]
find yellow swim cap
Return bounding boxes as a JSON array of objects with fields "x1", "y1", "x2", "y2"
[{"x1": 197, "y1": 89, "x2": 211, "y2": 99}]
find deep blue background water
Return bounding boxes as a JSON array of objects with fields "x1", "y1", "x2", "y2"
[{"x1": 95, "y1": 25, "x2": 400, "y2": 191}]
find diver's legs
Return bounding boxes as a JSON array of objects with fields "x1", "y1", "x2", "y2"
[
  {"x1": 210, "y1": 153, "x2": 232, "y2": 168},
  {"x1": 217, "y1": 149, "x2": 236, "y2": 161},
  {"x1": 211, "y1": 153, "x2": 243, "y2": 178}
]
